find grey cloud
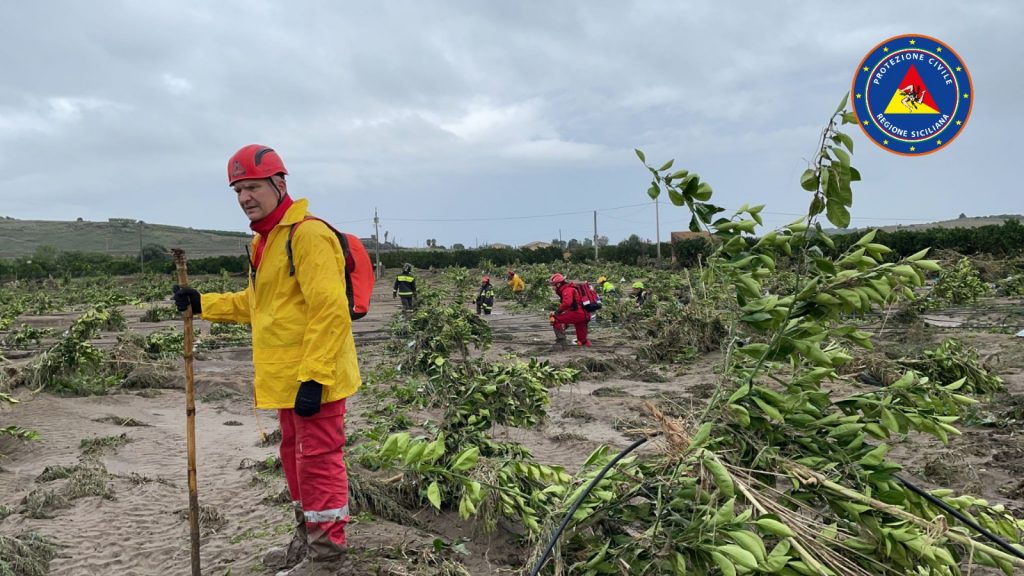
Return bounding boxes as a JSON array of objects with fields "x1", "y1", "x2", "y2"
[{"x1": 0, "y1": 0, "x2": 1019, "y2": 247}]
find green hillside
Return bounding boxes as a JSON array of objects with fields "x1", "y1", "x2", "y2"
[
  {"x1": 832, "y1": 214, "x2": 1024, "y2": 235},
  {"x1": 0, "y1": 217, "x2": 251, "y2": 259}
]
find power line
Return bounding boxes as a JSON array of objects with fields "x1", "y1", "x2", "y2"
[{"x1": 385, "y1": 202, "x2": 651, "y2": 223}]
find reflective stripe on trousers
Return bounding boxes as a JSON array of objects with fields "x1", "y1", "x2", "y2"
[{"x1": 279, "y1": 398, "x2": 349, "y2": 547}]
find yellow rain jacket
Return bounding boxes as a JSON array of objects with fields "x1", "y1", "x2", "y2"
[
  {"x1": 508, "y1": 273, "x2": 525, "y2": 293},
  {"x1": 200, "y1": 199, "x2": 361, "y2": 409}
]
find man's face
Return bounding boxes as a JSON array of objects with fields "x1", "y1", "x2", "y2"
[{"x1": 233, "y1": 177, "x2": 283, "y2": 221}]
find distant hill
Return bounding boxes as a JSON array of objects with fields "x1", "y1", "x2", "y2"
[
  {"x1": 0, "y1": 217, "x2": 252, "y2": 259},
  {"x1": 828, "y1": 214, "x2": 1024, "y2": 235}
]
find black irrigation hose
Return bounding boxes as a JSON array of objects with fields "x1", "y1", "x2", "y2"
[
  {"x1": 896, "y1": 474, "x2": 1024, "y2": 561},
  {"x1": 527, "y1": 435, "x2": 652, "y2": 576},
  {"x1": 521, "y1": 444, "x2": 1024, "y2": 573}
]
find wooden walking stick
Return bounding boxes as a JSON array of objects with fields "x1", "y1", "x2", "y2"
[{"x1": 172, "y1": 249, "x2": 202, "y2": 576}]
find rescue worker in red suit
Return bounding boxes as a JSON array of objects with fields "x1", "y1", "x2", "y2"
[
  {"x1": 549, "y1": 273, "x2": 592, "y2": 347},
  {"x1": 172, "y1": 145, "x2": 358, "y2": 575}
]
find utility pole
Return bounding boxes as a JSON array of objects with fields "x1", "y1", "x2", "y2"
[
  {"x1": 593, "y1": 211, "x2": 599, "y2": 261},
  {"x1": 373, "y1": 208, "x2": 381, "y2": 279},
  {"x1": 655, "y1": 197, "x2": 662, "y2": 262},
  {"x1": 558, "y1": 229, "x2": 562, "y2": 248},
  {"x1": 138, "y1": 220, "x2": 144, "y2": 274}
]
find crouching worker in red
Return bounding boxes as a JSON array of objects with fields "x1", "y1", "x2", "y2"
[
  {"x1": 549, "y1": 273, "x2": 592, "y2": 347},
  {"x1": 172, "y1": 144, "x2": 359, "y2": 575}
]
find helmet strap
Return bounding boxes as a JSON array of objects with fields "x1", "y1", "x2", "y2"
[{"x1": 269, "y1": 177, "x2": 285, "y2": 206}]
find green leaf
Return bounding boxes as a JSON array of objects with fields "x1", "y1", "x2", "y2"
[
  {"x1": 860, "y1": 443, "x2": 888, "y2": 466},
  {"x1": 689, "y1": 422, "x2": 713, "y2": 451},
  {"x1": 717, "y1": 544, "x2": 758, "y2": 571},
  {"x1": 827, "y1": 167, "x2": 841, "y2": 199},
  {"x1": 422, "y1": 435, "x2": 446, "y2": 464},
  {"x1": 755, "y1": 517, "x2": 796, "y2": 538},
  {"x1": 834, "y1": 132, "x2": 854, "y2": 153},
  {"x1": 694, "y1": 182, "x2": 713, "y2": 202},
  {"x1": 458, "y1": 493, "x2": 476, "y2": 519},
  {"x1": 809, "y1": 196, "x2": 824, "y2": 216},
  {"x1": 403, "y1": 442, "x2": 426, "y2": 465},
  {"x1": 826, "y1": 201, "x2": 850, "y2": 228},
  {"x1": 880, "y1": 408, "x2": 900, "y2": 432},
  {"x1": 634, "y1": 148, "x2": 646, "y2": 163},
  {"x1": 669, "y1": 169, "x2": 689, "y2": 180},
  {"x1": 834, "y1": 92, "x2": 850, "y2": 115},
  {"x1": 753, "y1": 397, "x2": 784, "y2": 422},
  {"x1": 689, "y1": 214, "x2": 701, "y2": 233},
  {"x1": 668, "y1": 188, "x2": 685, "y2": 206},
  {"x1": 450, "y1": 446, "x2": 480, "y2": 471},
  {"x1": 849, "y1": 166, "x2": 862, "y2": 181},
  {"x1": 842, "y1": 111, "x2": 858, "y2": 124},
  {"x1": 727, "y1": 404, "x2": 751, "y2": 426},
  {"x1": 647, "y1": 183, "x2": 660, "y2": 200},
  {"x1": 905, "y1": 247, "x2": 930, "y2": 261},
  {"x1": 832, "y1": 146, "x2": 851, "y2": 168},
  {"x1": 800, "y1": 169, "x2": 818, "y2": 192},
  {"x1": 728, "y1": 382, "x2": 751, "y2": 404},
  {"x1": 728, "y1": 530, "x2": 767, "y2": 562},
  {"x1": 855, "y1": 229, "x2": 877, "y2": 246},
  {"x1": 711, "y1": 551, "x2": 737, "y2": 576},
  {"x1": 658, "y1": 159, "x2": 675, "y2": 171},
  {"x1": 426, "y1": 481, "x2": 442, "y2": 510},
  {"x1": 683, "y1": 175, "x2": 701, "y2": 197},
  {"x1": 704, "y1": 456, "x2": 735, "y2": 498}
]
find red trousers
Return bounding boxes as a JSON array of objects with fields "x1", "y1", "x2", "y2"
[
  {"x1": 279, "y1": 398, "x2": 349, "y2": 547},
  {"x1": 553, "y1": 308, "x2": 590, "y2": 343}
]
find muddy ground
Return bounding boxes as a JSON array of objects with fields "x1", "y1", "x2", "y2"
[{"x1": 2, "y1": 278, "x2": 1024, "y2": 575}]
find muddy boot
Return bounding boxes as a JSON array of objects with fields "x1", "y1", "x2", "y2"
[
  {"x1": 553, "y1": 327, "x2": 567, "y2": 346},
  {"x1": 263, "y1": 503, "x2": 308, "y2": 569},
  {"x1": 275, "y1": 531, "x2": 350, "y2": 576}
]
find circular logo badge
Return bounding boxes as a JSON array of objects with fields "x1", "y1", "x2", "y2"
[{"x1": 851, "y1": 34, "x2": 972, "y2": 156}]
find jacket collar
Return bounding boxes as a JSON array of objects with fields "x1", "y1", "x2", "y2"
[{"x1": 279, "y1": 198, "x2": 309, "y2": 226}]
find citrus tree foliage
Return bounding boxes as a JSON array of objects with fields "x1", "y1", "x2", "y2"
[
  {"x1": 364, "y1": 95, "x2": 1023, "y2": 575},
  {"x1": 387, "y1": 286, "x2": 492, "y2": 370},
  {"x1": 925, "y1": 257, "x2": 992, "y2": 307},
  {"x1": 536, "y1": 95, "x2": 1024, "y2": 575}
]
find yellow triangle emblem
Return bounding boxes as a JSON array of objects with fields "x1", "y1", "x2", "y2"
[{"x1": 884, "y1": 89, "x2": 940, "y2": 114}]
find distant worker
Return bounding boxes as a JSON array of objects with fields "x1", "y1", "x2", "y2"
[
  {"x1": 549, "y1": 273, "x2": 591, "y2": 347},
  {"x1": 631, "y1": 281, "x2": 648, "y2": 307},
  {"x1": 393, "y1": 263, "x2": 416, "y2": 311},
  {"x1": 597, "y1": 276, "x2": 617, "y2": 296},
  {"x1": 476, "y1": 275, "x2": 495, "y2": 315},
  {"x1": 507, "y1": 269, "x2": 525, "y2": 303}
]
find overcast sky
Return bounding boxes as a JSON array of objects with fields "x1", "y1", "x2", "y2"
[{"x1": 1, "y1": 1, "x2": 1019, "y2": 248}]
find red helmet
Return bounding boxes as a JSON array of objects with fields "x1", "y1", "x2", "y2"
[
  {"x1": 228, "y1": 144, "x2": 288, "y2": 185},
  {"x1": 482, "y1": 275, "x2": 490, "y2": 283},
  {"x1": 549, "y1": 273, "x2": 565, "y2": 285}
]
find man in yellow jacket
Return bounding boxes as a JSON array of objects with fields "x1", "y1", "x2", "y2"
[
  {"x1": 507, "y1": 269, "x2": 525, "y2": 304},
  {"x1": 173, "y1": 145, "x2": 358, "y2": 575}
]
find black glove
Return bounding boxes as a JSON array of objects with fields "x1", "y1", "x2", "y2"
[
  {"x1": 392, "y1": 291, "x2": 397, "y2": 299},
  {"x1": 294, "y1": 380, "x2": 323, "y2": 417},
  {"x1": 172, "y1": 285, "x2": 202, "y2": 314}
]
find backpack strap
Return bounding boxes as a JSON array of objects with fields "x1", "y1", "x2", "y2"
[
  {"x1": 286, "y1": 217, "x2": 359, "y2": 319},
  {"x1": 286, "y1": 216, "x2": 345, "y2": 277}
]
